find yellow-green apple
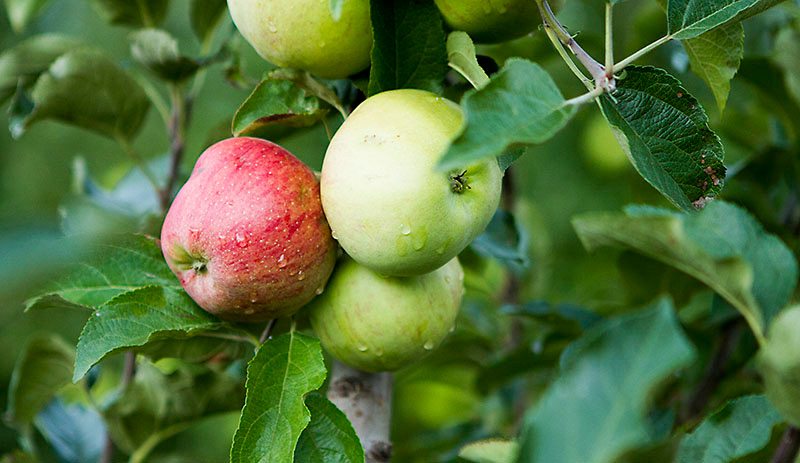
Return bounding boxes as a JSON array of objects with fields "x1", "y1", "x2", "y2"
[
  {"x1": 161, "y1": 137, "x2": 337, "y2": 322},
  {"x1": 227, "y1": 0, "x2": 372, "y2": 79},
  {"x1": 320, "y1": 89, "x2": 503, "y2": 276},
  {"x1": 308, "y1": 257, "x2": 464, "y2": 372},
  {"x1": 434, "y1": 0, "x2": 538, "y2": 43}
]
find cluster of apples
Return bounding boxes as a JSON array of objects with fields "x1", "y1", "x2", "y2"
[{"x1": 161, "y1": 0, "x2": 532, "y2": 372}]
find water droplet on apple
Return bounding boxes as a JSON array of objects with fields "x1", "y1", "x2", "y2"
[
  {"x1": 315, "y1": 286, "x2": 325, "y2": 295},
  {"x1": 277, "y1": 254, "x2": 287, "y2": 268},
  {"x1": 375, "y1": 347, "x2": 384, "y2": 356},
  {"x1": 267, "y1": 22, "x2": 277, "y2": 33},
  {"x1": 331, "y1": 230, "x2": 339, "y2": 240},
  {"x1": 357, "y1": 344, "x2": 368, "y2": 352},
  {"x1": 217, "y1": 233, "x2": 226, "y2": 240},
  {"x1": 423, "y1": 340, "x2": 435, "y2": 350},
  {"x1": 400, "y1": 223, "x2": 411, "y2": 235},
  {"x1": 297, "y1": 271, "x2": 305, "y2": 281},
  {"x1": 235, "y1": 233, "x2": 247, "y2": 247}
]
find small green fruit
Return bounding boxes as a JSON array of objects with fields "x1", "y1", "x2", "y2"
[
  {"x1": 321, "y1": 89, "x2": 503, "y2": 276},
  {"x1": 227, "y1": 0, "x2": 372, "y2": 79},
  {"x1": 433, "y1": 0, "x2": 538, "y2": 44},
  {"x1": 308, "y1": 257, "x2": 464, "y2": 372},
  {"x1": 759, "y1": 305, "x2": 800, "y2": 426}
]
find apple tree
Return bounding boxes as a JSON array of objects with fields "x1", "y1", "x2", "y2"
[{"x1": 1, "y1": 0, "x2": 800, "y2": 462}]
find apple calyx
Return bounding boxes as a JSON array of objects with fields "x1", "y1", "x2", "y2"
[
  {"x1": 169, "y1": 244, "x2": 208, "y2": 274},
  {"x1": 449, "y1": 170, "x2": 472, "y2": 194}
]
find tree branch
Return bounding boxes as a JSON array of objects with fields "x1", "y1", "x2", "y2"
[
  {"x1": 327, "y1": 361, "x2": 393, "y2": 463},
  {"x1": 771, "y1": 426, "x2": 800, "y2": 463},
  {"x1": 160, "y1": 85, "x2": 191, "y2": 212}
]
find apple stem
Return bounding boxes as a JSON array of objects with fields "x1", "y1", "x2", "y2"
[
  {"x1": 259, "y1": 319, "x2": 278, "y2": 344},
  {"x1": 327, "y1": 361, "x2": 393, "y2": 463}
]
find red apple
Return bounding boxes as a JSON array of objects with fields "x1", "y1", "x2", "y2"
[{"x1": 160, "y1": 137, "x2": 337, "y2": 322}]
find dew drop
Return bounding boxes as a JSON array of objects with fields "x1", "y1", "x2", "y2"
[
  {"x1": 435, "y1": 246, "x2": 445, "y2": 255},
  {"x1": 94, "y1": 312, "x2": 101, "y2": 317},
  {"x1": 331, "y1": 230, "x2": 339, "y2": 240},
  {"x1": 297, "y1": 270, "x2": 306, "y2": 281},
  {"x1": 315, "y1": 286, "x2": 325, "y2": 295},
  {"x1": 357, "y1": 344, "x2": 368, "y2": 352},
  {"x1": 267, "y1": 22, "x2": 277, "y2": 33},
  {"x1": 277, "y1": 254, "x2": 287, "y2": 268},
  {"x1": 423, "y1": 340, "x2": 435, "y2": 350},
  {"x1": 375, "y1": 347, "x2": 384, "y2": 356},
  {"x1": 235, "y1": 233, "x2": 247, "y2": 247},
  {"x1": 399, "y1": 223, "x2": 411, "y2": 235}
]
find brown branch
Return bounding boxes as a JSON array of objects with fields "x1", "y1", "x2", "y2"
[
  {"x1": 160, "y1": 87, "x2": 192, "y2": 212},
  {"x1": 327, "y1": 362, "x2": 393, "y2": 463},
  {"x1": 772, "y1": 426, "x2": 800, "y2": 463}
]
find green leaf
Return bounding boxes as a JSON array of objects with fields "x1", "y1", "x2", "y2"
[
  {"x1": 446, "y1": 31, "x2": 489, "y2": 89},
  {"x1": 3, "y1": 0, "x2": 50, "y2": 32},
  {"x1": 459, "y1": 439, "x2": 518, "y2": 463},
  {"x1": 89, "y1": 0, "x2": 169, "y2": 27},
  {"x1": 74, "y1": 286, "x2": 223, "y2": 381},
  {"x1": 773, "y1": 28, "x2": 800, "y2": 107},
  {"x1": 230, "y1": 332, "x2": 327, "y2": 463},
  {"x1": 231, "y1": 77, "x2": 328, "y2": 136},
  {"x1": 470, "y1": 209, "x2": 530, "y2": 269},
  {"x1": 572, "y1": 201, "x2": 798, "y2": 341},
  {"x1": 0, "y1": 33, "x2": 83, "y2": 103},
  {"x1": 34, "y1": 399, "x2": 105, "y2": 463},
  {"x1": 270, "y1": 68, "x2": 349, "y2": 117},
  {"x1": 190, "y1": 0, "x2": 227, "y2": 43},
  {"x1": 677, "y1": 395, "x2": 782, "y2": 463},
  {"x1": 367, "y1": 0, "x2": 447, "y2": 96},
  {"x1": 6, "y1": 334, "x2": 74, "y2": 427},
  {"x1": 667, "y1": 0, "x2": 783, "y2": 40},
  {"x1": 517, "y1": 299, "x2": 696, "y2": 463},
  {"x1": 758, "y1": 306, "x2": 800, "y2": 427},
  {"x1": 10, "y1": 49, "x2": 150, "y2": 141},
  {"x1": 598, "y1": 66, "x2": 725, "y2": 211},
  {"x1": 130, "y1": 29, "x2": 200, "y2": 82},
  {"x1": 683, "y1": 23, "x2": 744, "y2": 113},
  {"x1": 26, "y1": 234, "x2": 178, "y2": 311},
  {"x1": 439, "y1": 58, "x2": 575, "y2": 171},
  {"x1": 294, "y1": 393, "x2": 365, "y2": 463}
]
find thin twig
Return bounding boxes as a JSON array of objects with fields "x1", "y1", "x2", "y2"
[
  {"x1": 771, "y1": 427, "x2": 800, "y2": 463},
  {"x1": 563, "y1": 86, "x2": 606, "y2": 107},
  {"x1": 614, "y1": 34, "x2": 672, "y2": 72},
  {"x1": 605, "y1": 2, "x2": 614, "y2": 78},
  {"x1": 259, "y1": 319, "x2": 278, "y2": 344},
  {"x1": 160, "y1": 85, "x2": 189, "y2": 212},
  {"x1": 540, "y1": 23, "x2": 593, "y2": 89}
]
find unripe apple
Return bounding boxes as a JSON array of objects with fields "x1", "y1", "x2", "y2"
[
  {"x1": 308, "y1": 257, "x2": 464, "y2": 372},
  {"x1": 321, "y1": 89, "x2": 503, "y2": 276},
  {"x1": 227, "y1": 0, "x2": 372, "y2": 79},
  {"x1": 433, "y1": 0, "x2": 538, "y2": 44},
  {"x1": 161, "y1": 137, "x2": 337, "y2": 322}
]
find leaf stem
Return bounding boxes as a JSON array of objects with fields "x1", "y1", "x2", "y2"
[
  {"x1": 563, "y1": 86, "x2": 606, "y2": 106},
  {"x1": 614, "y1": 34, "x2": 673, "y2": 72},
  {"x1": 128, "y1": 422, "x2": 191, "y2": 463},
  {"x1": 202, "y1": 331, "x2": 260, "y2": 347},
  {"x1": 540, "y1": 21, "x2": 593, "y2": 90},
  {"x1": 259, "y1": 319, "x2": 278, "y2": 344},
  {"x1": 605, "y1": 2, "x2": 614, "y2": 77}
]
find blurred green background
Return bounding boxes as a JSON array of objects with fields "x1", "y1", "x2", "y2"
[{"x1": 1, "y1": 0, "x2": 798, "y2": 461}]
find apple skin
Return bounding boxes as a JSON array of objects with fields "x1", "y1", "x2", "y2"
[
  {"x1": 320, "y1": 89, "x2": 503, "y2": 276},
  {"x1": 434, "y1": 0, "x2": 538, "y2": 44},
  {"x1": 160, "y1": 137, "x2": 337, "y2": 322},
  {"x1": 308, "y1": 257, "x2": 464, "y2": 372},
  {"x1": 227, "y1": 0, "x2": 372, "y2": 79}
]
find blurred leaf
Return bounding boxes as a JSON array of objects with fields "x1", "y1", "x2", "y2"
[
  {"x1": 439, "y1": 59, "x2": 575, "y2": 171},
  {"x1": 294, "y1": 392, "x2": 364, "y2": 463},
  {"x1": 89, "y1": 0, "x2": 169, "y2": 27},
  {"x1": 572, "y1": 201, "x2": 798, "y2": 340},
  {"x1": 475, "y1": 340, "x2": 565, "y2": 393},
  {"x1": 3, "y1": 0, "x2": 50, "y2": 32},
  {"x1": 773, "y1": 28, "x2": 800, "y2": 107},
  {"x1": 26, "y1": 234, "x2": 177, "y2": 311},
  {"x1": 139, "y1": 336, "x2": 247, "y2": 364},
  {"x1": 6, "y1": 334, "x2": 74, "y2": 427},
  {"x1": 34, "y1": 399, "x2": 105, "y2": 463},
  {"x1": 518, "y1": 299, "x2": 696, "y2": 463},
  {"x1": 667, "y1": 0, "x2": 783, "y2": 39},
  {"x1": 677, "y1": 395, "x2": 782, "y2": 463},
  {"x1": 683, "y1": 23, "x2": 743, "y2": 113},
  {"x1": 190, "y1": 0, "x2": 227, "y2": 43},
  {"x1": 496, "y1": 146, "x2": 525, "y2": 171},
  {"x1": 446, "y1": 31, "x2": 489, "y2": 89},
  {"x1": 470, "y1": 209, "x2": 530, "y2": 270},
  {"x1": 270, "y1": 68, "x2": 349, "y2": 117},
  {"x1": 0, "y1": 33, "x2": 83, "y2": 103},
  {"x1": 0, "y1": 452, "x2": 36, "y2": 463},
  {"x1": 598, "y1": 66, "x2": 725, "y2": 211},
  {"x1": 231, "y1": 332, "x2": 326, "y2": 463},
  {"x1": 130, "y1": 29, "x2": 200, "y2": 82},
  {"x1": 367, "y1": 0, "x2": 447, "y2": 96},
  {"x1": 231, "y1": 77, "x2": 328, "y2": 136},
  {"x1": 758, "y1": 306, "x2": 800, "y2": 427},
  {"x1": 459, "y1": 439, "x2": 518, "y2": 463},
  {"x1": 10, "y1": 49, "x2": 150, "y2": 141},
  {"x1": 502, "y1": 301, "x2": 602, "y2": 333},
  {"x1": 105, "y1": 359, "x2": 245, "y2": 454},
  {"x1": 74, "y1": 286, "x2": 223, "y2": 381}
]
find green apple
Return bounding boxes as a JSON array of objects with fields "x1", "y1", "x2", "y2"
[
  {"x1": 434, "y1": 0, "x2": 538, "y2": 44},
  {"x1": 308, "y1": 257, "x2": 464, "y2": 372},
  {"x1": 582, "y1": 114, "x2": 630, "y2": 175},
  {"x1": 227, "y1": 0, "x2": 372, "y2": 79},
  {"x1": 321, "y1": 89, "x2": 503, "y2": 276},
  {"x1": 759, "y1": 305, "x2": 800, "y2": 427}
]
